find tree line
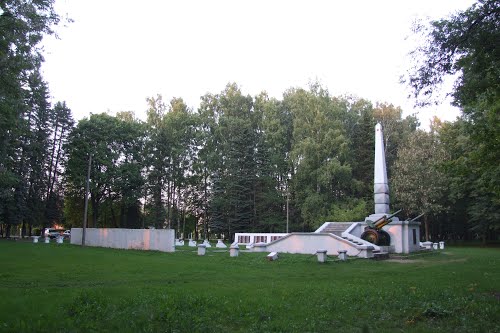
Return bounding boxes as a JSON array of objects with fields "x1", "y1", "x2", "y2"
[{"x1": 1, "y1": 0, "x2": 498, "y2": 242}]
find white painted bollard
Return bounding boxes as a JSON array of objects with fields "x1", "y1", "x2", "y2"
[
  {"x1": 197, "y1": 244, "x2": 206, "y2": 256},
  {"x1": 338, "y1": 250, "x2": 348, "y2": 261},
  {"x1": 316, "y1": 249, "x2": 328, "y2": 263},
  {"x1": 229, "y1": 244, "x2": 239, "y2": 257},
  {"x1": 188, "y1": 239, "x2": 197, "y2": 247},
  {"x1": 44, "y1": 237, "x2": 50, "y2": 244},
  {"x1": 32, "y1": 236, "x2": 40, "y2": 243},
  {"x1": 439, "y1": 241, "x2": 445, "y2": 250},
  {"x1": 216, "y1": 239, "x2": 227, "y2": 248},
  {"x1": 57, "y1": 236, "x2": 63, "y2": 244},
  {"x1": 266, "y1": 252, "x2": 278, "y2": 261},
  {"x1": 432, "y1": 243, "x2": 438, "y2": 250}
]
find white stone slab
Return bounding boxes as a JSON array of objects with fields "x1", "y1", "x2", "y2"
[{"x1": 266, "y1": 252, "x2": 278, "y2": 261}]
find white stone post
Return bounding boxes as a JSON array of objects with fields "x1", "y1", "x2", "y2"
[
  {"x1": 338, "y1": 250, "x2": 348, "y2": 261},
  {"x1": 44, "y1": 237, "x2": 50, "y2": 244},
  {"x1": 316, "y1": 250, "x2": 328, "y2": 263},
  {"x1": 197, "y1": 244, "x2": 206, "y2": 256},
  {"x1": 229, "y1": 244, "x2": 239, "y2": 257},
  {"x1": 432, "y1": 243, "x2": 438, "y2": 250},
  {"x1": 32, "y1": 236, "x2": 40, "y2": 243},
  {"x1": 57, "y1": 236, "x2": 63, "y2": 244},
  {"x1": 439, "y1": 241, "x2": 445, "y2": 250}
]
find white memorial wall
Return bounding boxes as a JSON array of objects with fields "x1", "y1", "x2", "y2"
[{"x1": 70, "y1": 228, "x2": 175, "y2": 252}]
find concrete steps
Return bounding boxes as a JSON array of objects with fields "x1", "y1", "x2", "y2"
[{"x1": 322, "y1": 223, "x2": 351, "y2": 236}]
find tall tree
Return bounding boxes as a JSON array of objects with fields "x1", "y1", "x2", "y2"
[
  {"x1": 392, "y1": 128, "x2": 449, "y2": 241},
  {"x1": 284, "y1": 84, "x2": 354, "y2": 229},
  {"x1": 405, "y1": 0, "x2": 500, "y2": 239},
  {"x1": 0, "y1": 0, "x2": 61, "y2": 236}
]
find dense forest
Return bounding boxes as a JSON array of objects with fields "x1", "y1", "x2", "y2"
[{"x1": 1, "y1": 0, "x2": 498, "y2": 242}]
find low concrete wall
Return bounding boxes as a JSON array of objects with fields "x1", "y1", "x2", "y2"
[
  {"x1": 265, "y1": 233, "x2": 362, "y2": 256},
  {"x1": 70, "y1": 228, "x2": 175, "y2": 252}
]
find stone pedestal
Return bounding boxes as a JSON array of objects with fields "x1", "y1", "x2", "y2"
[
  {"x1": 202, "y1": 240, "x2": 212, "y2": 248},
  {"x1": 439, "y1": 241, "x2": 445, "y2": 250},
  {"x1": 338, "y1": 250, "x2": 348, "y2": 261},
  {"x1": 57, "y1": 236, "x2": 63, "y2": 244},
  {"x1": 197, "y1": 244, "x2": 206, "y2": 256},
  {"x1": 44, "y1": 237, "x2": 50, "y2": 244},
  {"x1": 316, "y1": 249, "x2": 328, "y2": 263},
  {"x1": 188, "y1": 239, "x2": 196, "y2": 247},
  {"x1": 229, "y1": 245, "x2": 239, "y2": 257},
  {"x1": 32, "y1": 236, "x2": 40, "y2": 243}
]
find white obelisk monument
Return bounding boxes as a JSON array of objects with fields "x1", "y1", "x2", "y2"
[
  {"x1": 374, "y1": 123, "x2": 390, "y2": 214},
  {"x1": 366, "y1": 123, "x2": 396, "y2": 222}
]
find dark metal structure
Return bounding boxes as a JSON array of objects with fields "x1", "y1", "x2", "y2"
[{"x1": 361, "y1": 210, "x2": 402, "y2": 246}]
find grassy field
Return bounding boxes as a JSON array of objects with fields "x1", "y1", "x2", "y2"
[{"x1": 0, "y1": 240, "x2": 498, "y2": 333}]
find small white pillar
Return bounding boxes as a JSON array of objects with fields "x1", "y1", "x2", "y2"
[
  {"x1": 316, "y1": 250, "x2": 328, "y2": 263},
  {"x1": 432, "y1": 243, "x2": 438, "y2": 250},
  {"x1": 44, "y1": 237, "x2": 50, "y2": 244},
  {"x1": 439, "y1": 241, "x2": 445, "y2": 250},
  {"x1": 56, "y1": 236, "x2": 63, "y2": 244},
  {"x1": 338, "y1": 250, "x2": 348, "y2": 261},
  {"x1": 197, "y1": 244, "x2": 206, "y2": 256},
  {"x1": 229, "y1": 244, "x2": 239, "y2": 257},
  {"x1": 203, "y1": 239, "x2": 212, "y2": 248},
  {"x1": 32, "y1": 236, "x2": 40, "y2": 243},
  {"x1": 188, "y1": 239, "x2": 197, "y2": 247}
]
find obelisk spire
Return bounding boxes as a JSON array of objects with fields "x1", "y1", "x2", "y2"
[{"x1": 374, "y1": 123, "x2": 390, "y2": 214}]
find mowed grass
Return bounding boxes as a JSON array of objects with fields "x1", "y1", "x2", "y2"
[{"x1": 0, "y1": 241, "x2": 499, "y2": 333}]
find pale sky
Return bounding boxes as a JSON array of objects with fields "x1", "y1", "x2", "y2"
[{"x1": 41, "y1": 0, "x2": 474, "y2": 127}]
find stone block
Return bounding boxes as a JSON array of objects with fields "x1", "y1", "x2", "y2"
[
  {"x1": 373, "y1": 183, "x2": 389, "y2": 194},
  {"x1": 266, "y1": 252, "x2": 278, "y2": 261},
  {"x1": 374, "y1": 193, "x2": 390, "y2": 204}
]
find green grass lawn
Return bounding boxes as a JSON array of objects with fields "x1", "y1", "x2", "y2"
[{"x1": 0, "y1": 241, "x2": 498, "y2": 333}]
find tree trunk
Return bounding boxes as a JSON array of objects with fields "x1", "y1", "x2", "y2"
[{"x1": 424, "y1": 216, "x2": 430, "y2": 241}]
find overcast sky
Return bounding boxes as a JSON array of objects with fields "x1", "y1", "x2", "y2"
[{"x1": 41, "y1": 0, "x2": 474, "y2": 127}]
